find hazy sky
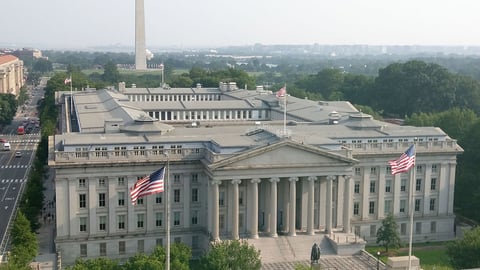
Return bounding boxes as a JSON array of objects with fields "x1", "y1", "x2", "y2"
[{"x1": 2, "y1": 0, "x2": 480, "y2": 50}]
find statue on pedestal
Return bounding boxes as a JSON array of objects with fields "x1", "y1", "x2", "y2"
[{"x1": 310, "y1": 243, "x2": 320, "y2": 264}]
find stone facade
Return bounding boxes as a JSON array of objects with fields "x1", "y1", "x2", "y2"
[
  {"x1": 0, "y1": 55, "x2": 24, "y2": 95},
  {"x1": 50, "y1": 86, "x2": 463, "y2": 265}
]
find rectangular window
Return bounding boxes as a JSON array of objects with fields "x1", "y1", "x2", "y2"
[
  {"x1": 79, "y1": 178, "x2": 86, "y2": 188},
  {"x1": 369, "y1": 201, "x2": 375, "y2": 215},
  {"x1": 191, "y1": 210, "x2": 198, "y2": 225},
  {"x1": 415, "y1": 199, "x2": 421, "y2": 212},
  {"x1": 386, "y1": 166, "x2": 392, "y2": 174},
  {"x1": 239, "y1": 191, "x2": 244, "y2": 206},
  {"x1": 80, "y1": 217, "x2": 87, "y2": 232},
  {"x1": 384, "y1": 200, "x2": 392, "y2": 215},
  {"x1": 416, "y1": 179, "x2": 422, "y2": 191},
  {"x1": 138, "y1": 240, "x2": 144, "y2": 253},
  {"x1": 119, "y1": 241, "x2": 125, "y2": 255},
  {"x1": 401, "y1": 179, "x2": 407, "y2": 192},
  {"x1": 416, "y1": 222, "x2": 422, "y2": 234},
  {"x1": 99, "y1": 193, "x2": 106, "y2": 207},
  {"x1": 401, "y1": 223, "x2": 407, "y2": 236},
  {"x1": 370, "y1": 167, "x2": 377, "y2": 175},
  {"x1": 174, "y1": 211, "x2": 181, "y2": 226},
  {"x1": 137, "y1": 214, "x2": 145, "y2": 228},
  {"x1": 385, "y1": 180, "x2": 392, "y2": 193},
  {"x1": 117, "y1": 177, "x2": 125, "y2": 186},
  {"x1": 354, "y1": 182, "x2": 360, "y2": 194},
  {"x1": 416, "y1": 165, "x2": 423, "y2": 173},
  {"x1": 99, "y1": 216, "x2": 106, "y2": 231},
  {"x1": 156, "y1": 212, "x2": 163, "y2": 227},
  {"x1": 370, "y1": 225, "x2": 376, "y2": 237},
  {"x1": 118, "y1": 192, "x2": 125, "y2": 206},
  {"x1": 370, "y1": 181, "x2": 376, "y2": 193},
  {"x1": 118, "y1": 215, "x2": 125, "y2": 230},
  {"x1": 430, "y1": 178, "x2": 437, "y2": 191},
  {"x1": 430, "y1": 221, "x2": 437, "y2": 233},
  {"x1": 429, "y1": 198, "x2": 436, "y2": 211},
  {"x1": 191, "y1": 173, "x2": 198, "y2": 183},
  {"x1": 191, "y1": 188, "x2": 198, "y2": 202},
  {"x1": 136, "y1": 198, "x2": 144, "y2": 205},
  {"x1": 79, "y1": 194, "x2": 87, "y2": 208},
  {"x1": 156, "y1": 193, "x2": 162, "y2": 204},
  {"x1": 355, "y1": 168, "x2": 361, "y2": 176},
  {"x1": 80, "y1": 244, "x2": 87, "y2": 257},
  {"x1": 99, "y1": 243, "x2": 106, "y2": 256},
  {"x1": 174, "y1": 237, "x2": 181, "y2": 243},
  {"x1": 400, "y1": 199, "x2": 406, "y2": 213},
  {"x1": 173, "y1": 174, "x2": 181, "y2": 184},
  {"x1": 353, "y1": 202, "x2": 360, "y2": 215},
  {"x1": 98, "y1": 178, "x2": 106, "y2": 187},
  {"x1": 431, "y1": 164, "x2": 438, "y2": 173},
  {"x1": 174, "y1": 189, "x2": 181, "y2": 203},
  {"x1": 219, "y1": 191, "x2": 225, "y2": 206}
]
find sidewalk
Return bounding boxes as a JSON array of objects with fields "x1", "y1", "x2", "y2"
[{"x1": 33, "y1": 168, "x2": 56, "y2": 270}]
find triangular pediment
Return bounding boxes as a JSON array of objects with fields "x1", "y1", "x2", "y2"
[{"x1": 209, "y1": 139, "x2": 357, "y2": 172}]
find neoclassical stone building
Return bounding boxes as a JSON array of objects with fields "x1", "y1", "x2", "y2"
[
  {"x1": 0, "y1": 55, "x2": 24, "y2": 96},
  {"x1": 50, "y1": 84, "x2": 462, "y2": 265}
]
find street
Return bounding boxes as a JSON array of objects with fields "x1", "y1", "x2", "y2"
[{"x1": 0, "y1": 79, "x2": 44, "y2": 258}]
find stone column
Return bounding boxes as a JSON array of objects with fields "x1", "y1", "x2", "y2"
[
  {"x1": 326, "y1": 176, "x2": 334, "y2": 234},
  {"x1": 307, "y1": 176, "x2": 316, "y2": 235},
  {"x1": 343, "y1": 176, "x2": 352, "y2": 233},
  {"x1": 289, "y1": 177, "x2": 298, "y2": 236},
  {"x1": 270, "y1": 177, "x2": 280, "y2": 237},
  {"x1": 250, "y1": 178, "x2": 261, "y2": 239},
  {"x1": 232, "y1": 179, "x2": 241, "y2": 239},
  {"x1": 211, "y1": 180, "x2": 221, "y2": 241}
]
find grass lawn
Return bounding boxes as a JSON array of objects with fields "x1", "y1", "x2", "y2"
[{"x1": 366, "y1": 243, "x2": 453, "y2": 270}]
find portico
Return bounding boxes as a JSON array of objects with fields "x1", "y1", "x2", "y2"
[{"x1": 206, "y1": 139, "x2": 357, "y2": 241}]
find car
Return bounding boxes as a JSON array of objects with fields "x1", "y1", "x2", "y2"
[{"x1": 15, "y1": 151, "x2": 22, "y2": 158}]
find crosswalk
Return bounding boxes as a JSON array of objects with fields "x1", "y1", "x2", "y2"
[
  {"x1": 0, "y1": 165, "x2": 30, "y2": 169},
  {"x1": 3, "y1": 139, "x2": 40, "y2": 144},
  {"x1": 0, "y1": 179, "x2": 26, "y2": 184}
]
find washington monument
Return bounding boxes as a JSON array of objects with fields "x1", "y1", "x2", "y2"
[{"x1": 135, "y1": 0, "x2": 147, "y2": 70}]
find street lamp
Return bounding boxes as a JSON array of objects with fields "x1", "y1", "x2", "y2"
[{"x1": 377, "y1": 251, "x2": 381, "y2": 270}]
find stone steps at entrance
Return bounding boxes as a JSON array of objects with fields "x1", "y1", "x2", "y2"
[
  {"x1": 248, "y1": 231, "x2": 375, "y2": 269},
  {"x1": 248, "y1": 233, "x2": 335, "y2": 264}
]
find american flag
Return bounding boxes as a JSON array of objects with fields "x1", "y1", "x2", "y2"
[
  {"x1": 276, "y1": 86, "x2": 286, "y2": 98},
  {"x1": 388, "y1": 145, "x2": 415, "y2": 175},
  {"x1": 130, "y1": 167, "x2": 165, "y2": 205}
]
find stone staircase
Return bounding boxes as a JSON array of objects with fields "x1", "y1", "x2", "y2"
[{"x1": 248, "y1": 233, "x2": 336, "y2": 264}]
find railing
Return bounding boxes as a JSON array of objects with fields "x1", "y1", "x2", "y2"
[
  {"x1": 343, "y1": 140, "x2": 461, "y2": 155},
  {"x1": 52, "y1": 148, "x2": 206, "y2": 164}
]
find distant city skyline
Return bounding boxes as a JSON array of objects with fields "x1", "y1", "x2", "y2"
[{"x1": 2, "y1": 0, "x2": 480, "y2": 50}]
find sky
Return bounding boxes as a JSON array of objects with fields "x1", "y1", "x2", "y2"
[{"x1": 1, "y1": 0, "x2": 480, "y2": 50}]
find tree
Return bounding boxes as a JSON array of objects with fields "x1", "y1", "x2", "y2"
[
  {"x1": 198, "y1": 239, "x2": 261, "y2": 270},
  {"x1": 32, "y1": 58, "x2": 53, "y2": 74},
  {"x1": 376, "y1": 214, "x2": 401, "y2": 253},
  {"x1": 66, "y1": 257, "x2": 119, "y2": 270},
  {"x1": 447, "y1": 226, "x2": 480, "y2": 269},
  {"x1": 8, "y1": 212, "x2": 38, "y2": 268},
  {"x1": 102, "y1": 60, "x2": 120, "y2": 83}
]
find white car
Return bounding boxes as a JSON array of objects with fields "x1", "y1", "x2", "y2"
[{"x1": 15, "y1": 151, "x2": 22, "y2": 158}]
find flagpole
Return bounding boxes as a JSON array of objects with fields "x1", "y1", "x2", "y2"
[
  {"x1": 165, "y1": 154, "x2": 170, "y2": 270},
  {"x1": 283, "y1": 84, "x2": 286, "y2": 136},
  {"x1": 69, "y1": 74, "x2": 73, "y2": 114},
  {"x1": 408, "y1": 145, "x2": 416, "y2": 270}
]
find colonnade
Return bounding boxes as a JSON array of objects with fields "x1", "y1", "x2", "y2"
[{"x1": 209, "y1": 175, "x2": 353, "y2": 241}]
